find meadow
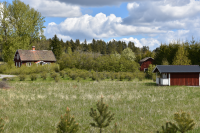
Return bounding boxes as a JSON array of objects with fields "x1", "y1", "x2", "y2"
[{"x1": 0, "y1": 78, "x2": 200, "y2": 133}]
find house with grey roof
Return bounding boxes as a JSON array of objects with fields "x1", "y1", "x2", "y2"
[
  {"x1": 14, "y1": 46, "x2": 56, "y2": 67},
  {"x1": 152, "y1": 65, "x2": 200, "y2": 86}
]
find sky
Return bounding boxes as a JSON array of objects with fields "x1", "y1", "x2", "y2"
[{"x1": 5, "y1": 0, "x2": 200, "y2": 50}]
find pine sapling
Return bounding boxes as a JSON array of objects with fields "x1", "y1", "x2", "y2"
[
  {"x1": 57, "y1": 107, "x2": 79, "y2": 133},
  {"x1": 90, "y1": 95, "x2": 115, "y2": 133},
  {"x1": 157, "y1": 122, "x2": 177, "y2": 133},
  {"x1": 170, "y1": 111, "x2": 195, "y2": 133}
]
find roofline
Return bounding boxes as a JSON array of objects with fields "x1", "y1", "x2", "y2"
[
  {"x1": 139, "y1": 57, "x2": 154, "y2": 63},
  {"x1": 152, "y1": 66, "x2": 159, "y2": 73}
]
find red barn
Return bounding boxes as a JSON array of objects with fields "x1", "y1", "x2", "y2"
[
  {"x1": 153, "y1": 65, "x2": 200, "y2": 86},
  {"x1": 139, "y1": 57, "x2": 154, "y2": 71},
  {"x1": 14, "y1": 46, "x2": 56, "y2": 67}
]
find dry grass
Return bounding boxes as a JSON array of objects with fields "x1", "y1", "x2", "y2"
[{"x1": 0, "y1": 80, "x2": 200, "y2": 132}]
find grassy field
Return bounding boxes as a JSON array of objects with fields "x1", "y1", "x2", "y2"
[{"x1": 0, "y1": 78, "x2": 200, "y2": 133}]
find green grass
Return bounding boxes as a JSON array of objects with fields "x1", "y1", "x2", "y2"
[{"x1": 0, "y1": 79, "x2": 200, "y2": 133}]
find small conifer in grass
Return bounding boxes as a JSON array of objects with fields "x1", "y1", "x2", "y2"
[
  {"x1": 90, "y1": 95, "x2": 115, "y2": 133},
  {"x1": 0, "y1": 118, "x2": 4, "y2": 133},
  {"x1": 157, "y1": 111, "x2": 195, "y2": 133},
  {"x1": 57, "y1": 107, "x2": 79, "y2": 133}
]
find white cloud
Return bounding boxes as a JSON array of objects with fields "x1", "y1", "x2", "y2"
[
  {"x1": 120, "y1": 37, "x2": 160, "y2": 48},
  {"x1": 127, "y1": 2, "x2": 139, "y2": 11},
  {"x1": 22, "y1": 0, "x2": 82, "y2": 17},
  {"x1": 45, "y1": 13, "x2": 165, "y2": 41}
]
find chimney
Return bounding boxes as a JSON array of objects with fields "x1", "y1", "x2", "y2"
[{"x1": 32, "y1": 46, "x2": 35, "y2": 51}]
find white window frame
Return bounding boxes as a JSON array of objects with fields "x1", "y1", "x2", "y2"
[
  {"x1": 144, "y1": 68, "x2": 148, "y2": 72},
  {"x1": 26, "y1": 62, "x2": 31, "y2": 67}
]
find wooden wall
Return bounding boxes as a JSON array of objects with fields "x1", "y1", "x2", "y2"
[
  {"x1": 140, "y1": 58, "x2": 154, "y2": 71},
  {"x1": 170, "y1": 73, "x2": 199, "y2": 86}
]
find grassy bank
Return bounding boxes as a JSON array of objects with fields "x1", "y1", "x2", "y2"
[{"x1": 0, "y1": 80, "x2": 200, "y2": 132}]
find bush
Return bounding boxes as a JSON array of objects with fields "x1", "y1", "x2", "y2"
[
  {"x1": 41, "y1": 72, "x2": 47, "y2": 80},
  {"x1": 18, "y1": 74, "x2": 26, "y2": 81},
  {"x1": 125, "y1": 73, "x2": 134, "y2": 81},
  {"x1": 2, "y1": 77, "x2": 15, "y2": 81},
  {"x1": 111, "y1": 73, "x2": 115, "y2": 80},
  {"x1": 69, "y1": 72, "x2": 78, "y2": 80},
  {"x1": 119, "y1": 73, "x2": 125, "y2": 81},
  {"x1": 51, "y1": 72, "x2": 58, "y2": 80},
  {"x1": 59, "y1": 70, "x2": 65, "y2": 78},
  {"x1": 55, "y1": 76, "x2": 59, "y2": 82},
  {"x1": 137, "y1": 72, "x2": 145, "y2": 81},
  {"x1": 30, "y1": 74, "x2": 38, "y2": 81},
  {"x1": 79, "y1": 72, "x2": 88, "y2": 80}
]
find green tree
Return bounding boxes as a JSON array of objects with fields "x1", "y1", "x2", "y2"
[
  {"x1": 0, "y1": 0, "x2": 45, "y2": 62},
  {"x1": 90, "y1": 95, "x2": 115, "y2": 133},
  {"x1": 50, "y1": 34, "x2": 62, "y2": 60},
  {"x1": 121, "y1": 47, "x2": 136, "y2": 61},
  {"x1": 57, "y1": 107, "x2": 79, "y2": 133},
  {"x1": 162, "y1": 58, "x2": 169, "y2": 65},
  {"x1": 67, "y1": 47, "x2": 72, "y2": 55},
  {"x1": 172, "y1": 45, "x2": 191, "y2": 65}
]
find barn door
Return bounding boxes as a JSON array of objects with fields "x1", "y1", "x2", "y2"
[{"x1": 170, "y1": 73, "x2": 199, "y2": 86}]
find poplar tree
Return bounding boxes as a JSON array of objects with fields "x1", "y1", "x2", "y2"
[
  {"x1": 90, "y1": 95, "x2": 115, "y2": 133},
  {"x1": 172, "y1": 45, "x2": 191, "y2": 65},
  {"x1": 0, "y1": 0, "x2": 45, "y2": 62}
]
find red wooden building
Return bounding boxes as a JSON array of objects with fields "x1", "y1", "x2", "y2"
[
  {"x1": 139, "y1": 57, "x2": 154, "y2": 71},
  {"x1": 152, "y1": 65, "x2": 200, "y2": 86},
  {"x1": 14, "y1": 46, "x2": 56, "y2": 67}
]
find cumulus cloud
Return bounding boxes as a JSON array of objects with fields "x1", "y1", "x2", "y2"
[
  {"x1": 21, "y1": 0, "x2": 82, "y2": 17},
  {"x1": 120, "y1": 37, "x2": 160, "y2": 48},
  {"x1": 45, "y1": 13, "x2": 165, "y2": 41}
]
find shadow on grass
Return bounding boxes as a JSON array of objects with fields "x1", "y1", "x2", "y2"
[{"x1": 144, "y1": 82, "x2": 157, "y2": 86}]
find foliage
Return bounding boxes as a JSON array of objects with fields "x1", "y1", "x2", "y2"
[
  {"x1": 50, "y1": 34, "x2": 62, "y2": 60},
  {"x1": 90, "y1": 95, "x2": 115, "y2": 133},
  {"x1": 157, "y1": 111, "x2": 195, "y2": 133},
  {"x1": 137, "y1": 71, "x2": 145, "y2": 81},
  {"x1": 146, "y1": 64, "x2": 156, "y2": 80},
  {"x1": 172, "y1": 45, "x2": 191, "y2": 65},
  {"x1": 157, "y1": 122, "x2": 177, "y2": 133},
  {"x1": 59, "y1": 70, "x2": 65, "y2": 78},
  {"x1": 18, "y1": 74, "x2": 26, "y2": 81},
  {"x1": 0, "y1": 0, "x2": 45, "y2": 62},
  {"x1": 50, "y1": 72, "x2": 59, "y2": 80},
  {"x1": 41, "y1": 72, "x2": 47, "y2": 80},
  {"x1": 121, "y1": 47, "x2": 136, "y2": 61},
  {"x1": 0, "y1": 118, "x2": 4, "y2": 133},
  {"x1": 30, "y1": 74, "x2": 37, "y2": 81},
  {"x1": 162, "y1": 58, "x2": 169, "y2": 65},
  {"x1": 57, "y1": 107, "x2": 79, "y2": 133}
]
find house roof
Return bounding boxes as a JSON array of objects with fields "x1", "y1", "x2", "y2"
[
  {"x1": 17, "y1": 49, "x2": 56, "y2": 62},
  {"x1": 139, "y1": 57, "x2": 154, "y2": 63},
  {"x1": 152, "y1": 65, "x2": 200, "y2": 73}
]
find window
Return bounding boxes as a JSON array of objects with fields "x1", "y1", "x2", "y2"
[
  {"x1": 26, "y1": 62, "x2": 31, "y2": 67},
  {"x1": 19, "y1": 62, "x2": 21, "y2": 67},
  {"x1": 144, "y1": 68, "x2": 148, "y2": 72},
  {"x1": 17, "y1": 54, "x2": 19, "y2": 60}
]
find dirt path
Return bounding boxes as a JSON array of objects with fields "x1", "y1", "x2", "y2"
[{"x1": 0, "y1": 74, "x2": 17, "y2": 79}]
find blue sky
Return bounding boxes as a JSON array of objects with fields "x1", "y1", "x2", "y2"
[{"x1": 6, "y1": 0, "x2": 200, "y2": 50}]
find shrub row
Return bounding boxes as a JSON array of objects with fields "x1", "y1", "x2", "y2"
[{"x1": 0, "y1": 63, "x2": 60, "y2": 75}]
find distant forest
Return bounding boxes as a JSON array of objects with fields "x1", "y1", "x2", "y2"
[{"x1": 31, "y1": 35, "x2": 200, "y2": 66}]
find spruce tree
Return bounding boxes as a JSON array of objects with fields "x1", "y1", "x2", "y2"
[
  {"x1": 172, "y1": 45, "x2": 191, "y2": 65},
  {"x1": 50, "y1": 34, "x2": 62, "y2": 60},
  {"x1": 57, "y1": 107, "x2": 79, "y2": 133},
  {"x1": 90, "y1": 95, "x2": 115, "y2": 133}
]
